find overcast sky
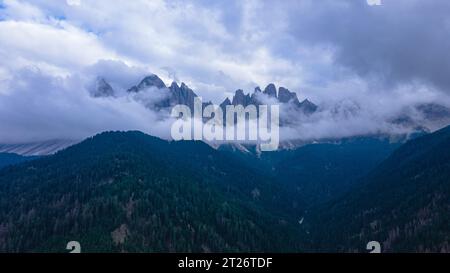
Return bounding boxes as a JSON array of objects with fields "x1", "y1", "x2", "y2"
[{"x1": 0, "y1": 0, "x2": 449, "y2": 143}]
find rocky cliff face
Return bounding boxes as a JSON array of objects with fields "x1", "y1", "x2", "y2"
[
  {"x1": 125, "y1": 74, "x2": 318, "y2": 117},
  {"x1": 91, "y1": 77, "x2": 115, "y2": 98},
  {"x1": 222, "y1": 84, "x2": 318, "y2": 116},
  {"x1": 127, "y1": 75, "x2": 203, "y2": 111}
]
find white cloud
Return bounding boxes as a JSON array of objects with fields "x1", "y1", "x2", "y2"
[
  {"x1": 0, "y1": 0, "x2": 449, "y2": 143},
  {"x1": 66, "y1": 0, "x2": 81, "y2": 7},
  {"x1": 0, "y1": 20, "x2": 121, "y2": 77},
  {"x1": 7, "y1": 0, "x2": 308, "y2": 95},
  {"x1": 0, "y1": 67, "x2": 174, "y2": 143}
]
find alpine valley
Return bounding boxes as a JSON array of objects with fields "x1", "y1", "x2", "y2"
[{"x1": 0, "y1": 74, "x2": 449, "y2": 253}]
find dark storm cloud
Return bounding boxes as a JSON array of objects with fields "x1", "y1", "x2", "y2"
[
  {"x1": 0, "y1": 0, "x2": 449, "y2": 143},
  {"x1": 275, "y1": 0, "x2": 450, "y2": 91}
]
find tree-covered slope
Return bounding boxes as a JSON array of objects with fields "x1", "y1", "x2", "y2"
[
  {"x1": 0, "y1": 153, "x2": 38, "y2": 169},
  {"x1": 1, "y1": 127, "x2": 449, "y2": 253},
  {"x1": 219, "y1": 137, "x2": 401, "y2": 205},
  {"x1": 306, "y1": 126, "x2": 450, "y2": 252},
  {"x1": 272, "y1": 137, "x2": 401, "y2": 204},
  {"x1": 0, "y1": 131, "x2": 303, "y2": 253}
]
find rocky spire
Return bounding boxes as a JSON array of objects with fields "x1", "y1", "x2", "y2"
[
  {"x1": 125, "y1": 74, "x2": 318, "y2": 116},
  {"x1": 298, "y1": 99, "x2": 318, "y2": 114},
  {"x1": 278, "y1": 87, "x2": 299, "y2": 103},
  {"x1": 92, "y1": 77, "x2": 114, "y2": 98},
  {"x1": 128, "y1": 74, "x2": 166, "y2": 92},
  {"x1": 263, "y1": 84, "x2": 277, "y2": 99},
  {"x1": 232, "y1": 89, "x2": 252, "y2": 106}
]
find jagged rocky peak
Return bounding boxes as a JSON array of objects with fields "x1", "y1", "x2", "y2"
[
  {"x1": 92, "y1": 77, "x2": 114, "y2": 98},
  {"x1": 232, "y1": 89, "x2": 251, "y2": 106},
  {"x1": 180, "y1": 82, "x2": 197, "y2": 99},
  {"x1": 220, "y1": 83, "x2": 318, "y2": 115},
  {"x1": 219, "y1": 97, "x2": 232, "y2": 115},
  {"x1": 263, "y1": 83, "x2": 278, "y2": 99},
  {"x1": 169, "y1": 81, "x2": 181, "y2": 96},
  {"x1": 170, "y1": 81, "x2": 180, "y2": 90},
  {"x1": 172, "y1": 82, "x2": 198, "y2": 108},
  {"x1": 416, "y1": 103, "x2": 450, "y2": 121},
  {"x1": 123, "y1": 73, "x2": 319, "y2": 115},
  {"x1": 278, "y1": 87, "x2": 299, "y2": 103},
  {"x1": 220, "y1": 97, "x2": 232, "y2": 107},
  {"x1": 232, "y1": 89, "x2": 245, "y2": 101},
  {"x1": 128, "y1": 74, "x2": 167, "y2": 92},
  {"x1": 299, "y1": 99, "x2": 318, "y2": 114},
  {"x1": 140, "y1": 74, "x2": 167, "y2": 89},
  {"x1": 250, "y1": 87, "x2": 262, "y2": 104},
  {"x1": 180, "y1": 82, "x2": 194, "y2": 92}
]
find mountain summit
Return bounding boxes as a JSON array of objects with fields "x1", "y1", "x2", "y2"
[
  {"x1": 0, "y1": 131, "x2": 303, "y2": 252},
  {"x1": 221, "y1": 83, "x2": 318, "y2": 115},
  {"x1": 128, "y1": 74, "x2": 167, "y2": 92},
  {"x1": 125, "y1": 74, "x2": 318, "y2": 116}
]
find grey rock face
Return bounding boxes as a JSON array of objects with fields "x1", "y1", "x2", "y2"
[
  {"x1": 92, "y1": 78, "x2": 115, "y2": 98},
  {"x1": 128, "y1": 75, "x2": 204, "y2": 112},
  {"x1": 263, "y1": 84, "x2": 278, "y2": 99},
  {"x1": 220, "y1": 97, "x2": 232, "y2": 113},
  {"x1": 222, "y1": 83, "x2": 318, "y2": 116},
  {"x1": 278, "y1": 87, "x2": 298, "y2": 104},
  {"x1": 127, "y1": 75, "x2": 318, "y2": 117},
  {"x1": 416, "y1": 103, "x2": 450, "y2": 121},
  {"x1": 232, "y1": 89, "x2": 252, "y2": 106},
  {"x1": 170, "y1": 82, "x2": 198, "y2": 111},
  {"x1": 298, "y1": 99, "x2": 318, "y2": 114},
  {"x1": 128, "y1": 74, "x2": 167, "y2": 92}
]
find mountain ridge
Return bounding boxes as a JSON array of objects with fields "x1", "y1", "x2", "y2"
[
  {"x1": 305, "y1": 124, "x2": 450, "y2": 252},
  {"x1": 98, "y1": 73, "x2": 318, "y2": 115},
  {"x1": 0, "y1": 131, "x2": 304, "y2": 252}
]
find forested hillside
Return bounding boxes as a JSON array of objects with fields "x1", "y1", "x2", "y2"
[
  {"x1": 0, "y1": 132, "x2": 303, "y2": 252},
  {"x1": 0, "y1": 127, "x2": 449, "y2": 253},
  {"x1": 0, "y1": 153, "x2": 38, "y2": 169},
  {"x1": 306, "y1": 126, "x2": 450, "y2": 252}
]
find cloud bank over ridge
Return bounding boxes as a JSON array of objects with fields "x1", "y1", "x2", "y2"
[{"x1": 0, "y1": 0, "x2": 449, "y2": 143}]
